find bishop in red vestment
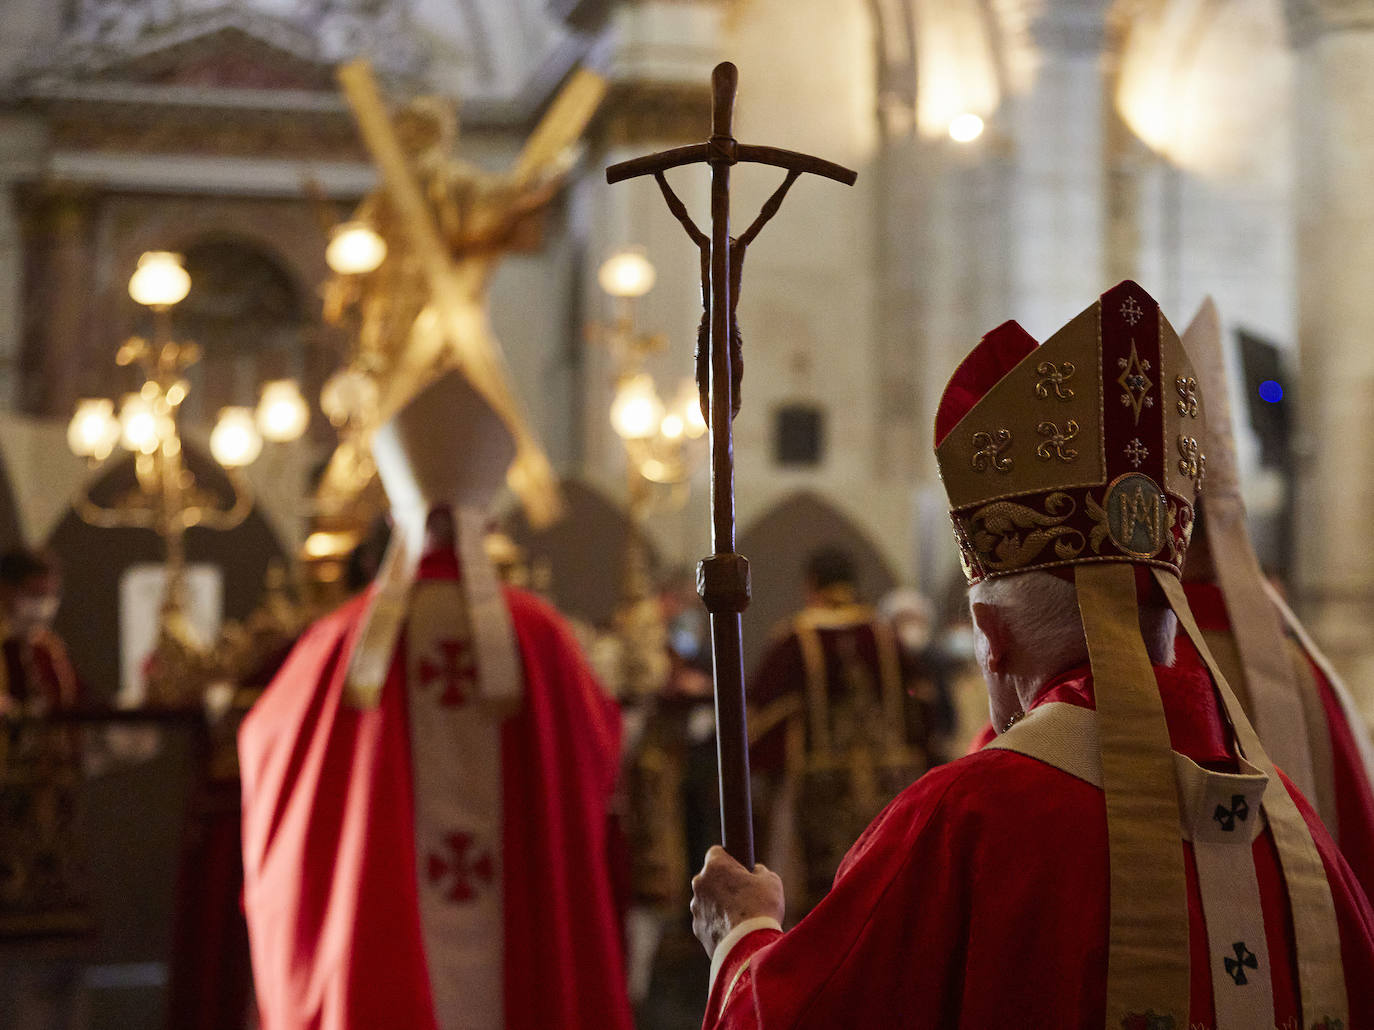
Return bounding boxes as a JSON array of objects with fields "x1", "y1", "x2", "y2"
[
  {"x1": 691, "y1": 283, "x2": 1374, "y2": 1030},
  {"x1": 239, "y1": 371, "x2": 633, "y2": 1030},
  {"x1": 699, "y1": 659, "x2": 1374, "y2": 1029},
  {"x1": 1171, "y1": 297, "x2": 1374, "y2": 897}
]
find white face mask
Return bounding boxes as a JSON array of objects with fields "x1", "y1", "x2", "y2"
[{"x1": 14, "y1": 595, "x2": 59, "y2": 632}]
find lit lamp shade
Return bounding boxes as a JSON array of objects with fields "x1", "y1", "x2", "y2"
[
  {"x1": 326, "y1": 222, "x2": 387, "y2": 276},
  {"x1": 128, "y1": 251, "x2": 191, "y2": 308},
  {"x1": 947, "y1": 112, "x2": 985, "y2": 143},
  {"x1": 598, "y1": 247, "x2": 656, "y2": 299},
  {"x1": 660, "y1": 413, "x2": 685, "y2": 440},
  {"x1": 256, "y1": 379, "x2": 310, "y2": 442},
  {"x1": 68, "y1": 398, "x2": 121, "y2": 460},
  {"x1": 674, "y1": 379, "x2": 708, "y2": 439},
  {"x1": 118, "y1": 393, "x2": 160, "y2": 454},
  {"x1": 610, "y1": 373, "x2": 665, "y2": 440},
  {"x1": 320, "y1": 368, "x2": 379, "y2": 427},
  {"x1": 210, "y1": 407, "x2": 263, "y2": 468}
]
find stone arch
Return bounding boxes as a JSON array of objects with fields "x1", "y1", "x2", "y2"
[
  {"x1": 738, "y1": 490, "x2": 900, "y2": 674},
  {"x1": 83, "y1": 195, "x2": 340, "y2": 434},
  {"x1": 1109, "y1": 0, "x2": 1291, "y2": 175},
  {"x1": 46, "y1": 443, "x2": 290, "y2": 700},
  {"x1": 167, "y1": 234, "x2": 310, "y2": 427},
  {"x1": 504, "y1": 478, "x2": 662, "y2": 630},
  {"x1": 107, "y1": 196, "x2": 331, "y2": 305},
  {"x1": 867, "y1": 0, "x2": 1029, "y2": 138}
]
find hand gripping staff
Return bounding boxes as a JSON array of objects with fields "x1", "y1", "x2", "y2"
[{"x1": 606, "y1": 62, "x2": 856, "y2": 866}]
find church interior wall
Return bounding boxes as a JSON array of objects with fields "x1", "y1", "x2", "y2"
[
  {"x1": 1289, "y1": 13, "x2": 1374, "y2": 699},
  {"x1": 0, "y1": 0, "x2": 1359, "y2": 662},
  {"x1": 1002, "y1": 24, "x2": 1107, "y2": 340},
  {"x1": 1120, "y1": 0, "x2": 1296, "y2": 349},
  {"x1": 718, "y1": 0, "x2": 916, "y2": 584},
  {"x1": 0, "y1": 0, "x2": 61, "y2": 84},
  {"x1": 506, "y1": 475, "x2": 663, "y2": 629}
]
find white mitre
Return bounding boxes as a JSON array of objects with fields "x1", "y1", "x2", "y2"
[{"x1": 345, "y1": 369, "x2": 521, "y2": 709}]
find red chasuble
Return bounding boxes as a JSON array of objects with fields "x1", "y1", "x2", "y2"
[
  {"x1": 239, "y1": 553, "x2": 632, "y2": 1030},
  {"x1": 703, "y1": 660, "x2": 1374, "y2": 1030},
  {"x1": 1183, "y1": 580, "x2": 1374, "y2": 898}
]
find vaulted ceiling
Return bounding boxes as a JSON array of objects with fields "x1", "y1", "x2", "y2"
[{"x1": 6, "y1": 0, "x2": 597, "y2": 123}]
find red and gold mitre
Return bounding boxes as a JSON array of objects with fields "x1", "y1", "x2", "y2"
[
  {"x1": 935, "y1": 280, "x2": 1205, "y2": 583},
  {"x1": 345, "y1": 369, "x2": 521, "y2": 711}
]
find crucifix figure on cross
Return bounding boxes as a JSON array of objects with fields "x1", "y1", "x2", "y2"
[
  {"x1": 651, "y1": 166, "x2": 802, "y2": 423},
  {"x1": 607, "y1": 62, "x2": 856, "y2": 867}
]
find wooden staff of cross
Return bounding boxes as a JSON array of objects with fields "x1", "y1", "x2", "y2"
[{"x1": 606, "y1": 62, "x2": 856, "y2": 866}]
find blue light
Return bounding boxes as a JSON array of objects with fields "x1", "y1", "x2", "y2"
[{"x1": 1258, "y1": 379, "x2": 1283, "y2": 404}]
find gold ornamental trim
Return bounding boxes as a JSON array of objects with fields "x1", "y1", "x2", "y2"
[
  {"x1": 964, "y1": 491, "x2": 1086, "y2": 574},
  {"x1": 953, "y1": 479, "x2": 1194, "y2": 584}
]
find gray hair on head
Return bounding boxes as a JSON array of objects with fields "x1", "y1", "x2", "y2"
[{"x1": 969, "y1": 569, "x2": 1177, "y2": 677}]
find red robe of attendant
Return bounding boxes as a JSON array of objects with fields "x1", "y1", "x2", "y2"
[
  {"x1": 704, "y1": 660, "x2": 1374, "y2": 1029},
  {"x1": 239, "y1": 551, "x2": 633, "y2": 1030}
]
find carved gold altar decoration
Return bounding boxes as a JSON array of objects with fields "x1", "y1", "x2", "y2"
[
  {"x1": 316, "y1": 59, "x2": 607, "y2": 531},
  {"x1": 67, "y1": 253, "x2": 309, "y2": 706}
]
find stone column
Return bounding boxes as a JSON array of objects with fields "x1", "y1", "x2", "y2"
[
  {"x1": 1288, "y1": 0, "x2": 1374, "y2": 702},
  {"x1": 1006, "y1": 0, "x2": 1111, "y2": 338},
  {"x1": 32, "y1": 186, "x2": 97, "y2": 418},
  {"x1": 870, "y1": 136, "x2": 928, "y2": 481},
  {"x1": 0, "y1": 111, "x2": 48, "y2": 412},
  {"x1": 0, "y1": 186, "x2": 23, "y2": 411}
]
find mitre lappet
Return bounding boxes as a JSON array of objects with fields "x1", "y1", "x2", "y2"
[
  {"x1": 346, "y1": 367, "x2": 521, "y2": 712},
  {"x1": 934, "y1": 281, "x2": 1347, "y2": 1029}
]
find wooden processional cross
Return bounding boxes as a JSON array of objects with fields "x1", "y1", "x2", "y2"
[{"x1": 607, "y1": 63, "x2": 856, "y2": 866}]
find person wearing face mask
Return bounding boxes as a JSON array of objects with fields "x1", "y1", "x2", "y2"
[
  {"x1": 0, "y1": 549, "x2": 78, "y2": 718},
  {"x1": 0, "y1": 550, "x2": 90, "y2": 1026}
]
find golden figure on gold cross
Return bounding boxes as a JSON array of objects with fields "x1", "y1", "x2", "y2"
[{"x1": 318, "y1": 60, "x2": 606, "y2": 528}]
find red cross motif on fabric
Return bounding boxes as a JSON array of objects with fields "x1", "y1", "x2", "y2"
[
  {"x1": 427, "y1": 830, "x2": 495, "y2": 903},
  {"x1": 418, "y1": 638, "x2": 478, "y2": 708}
]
